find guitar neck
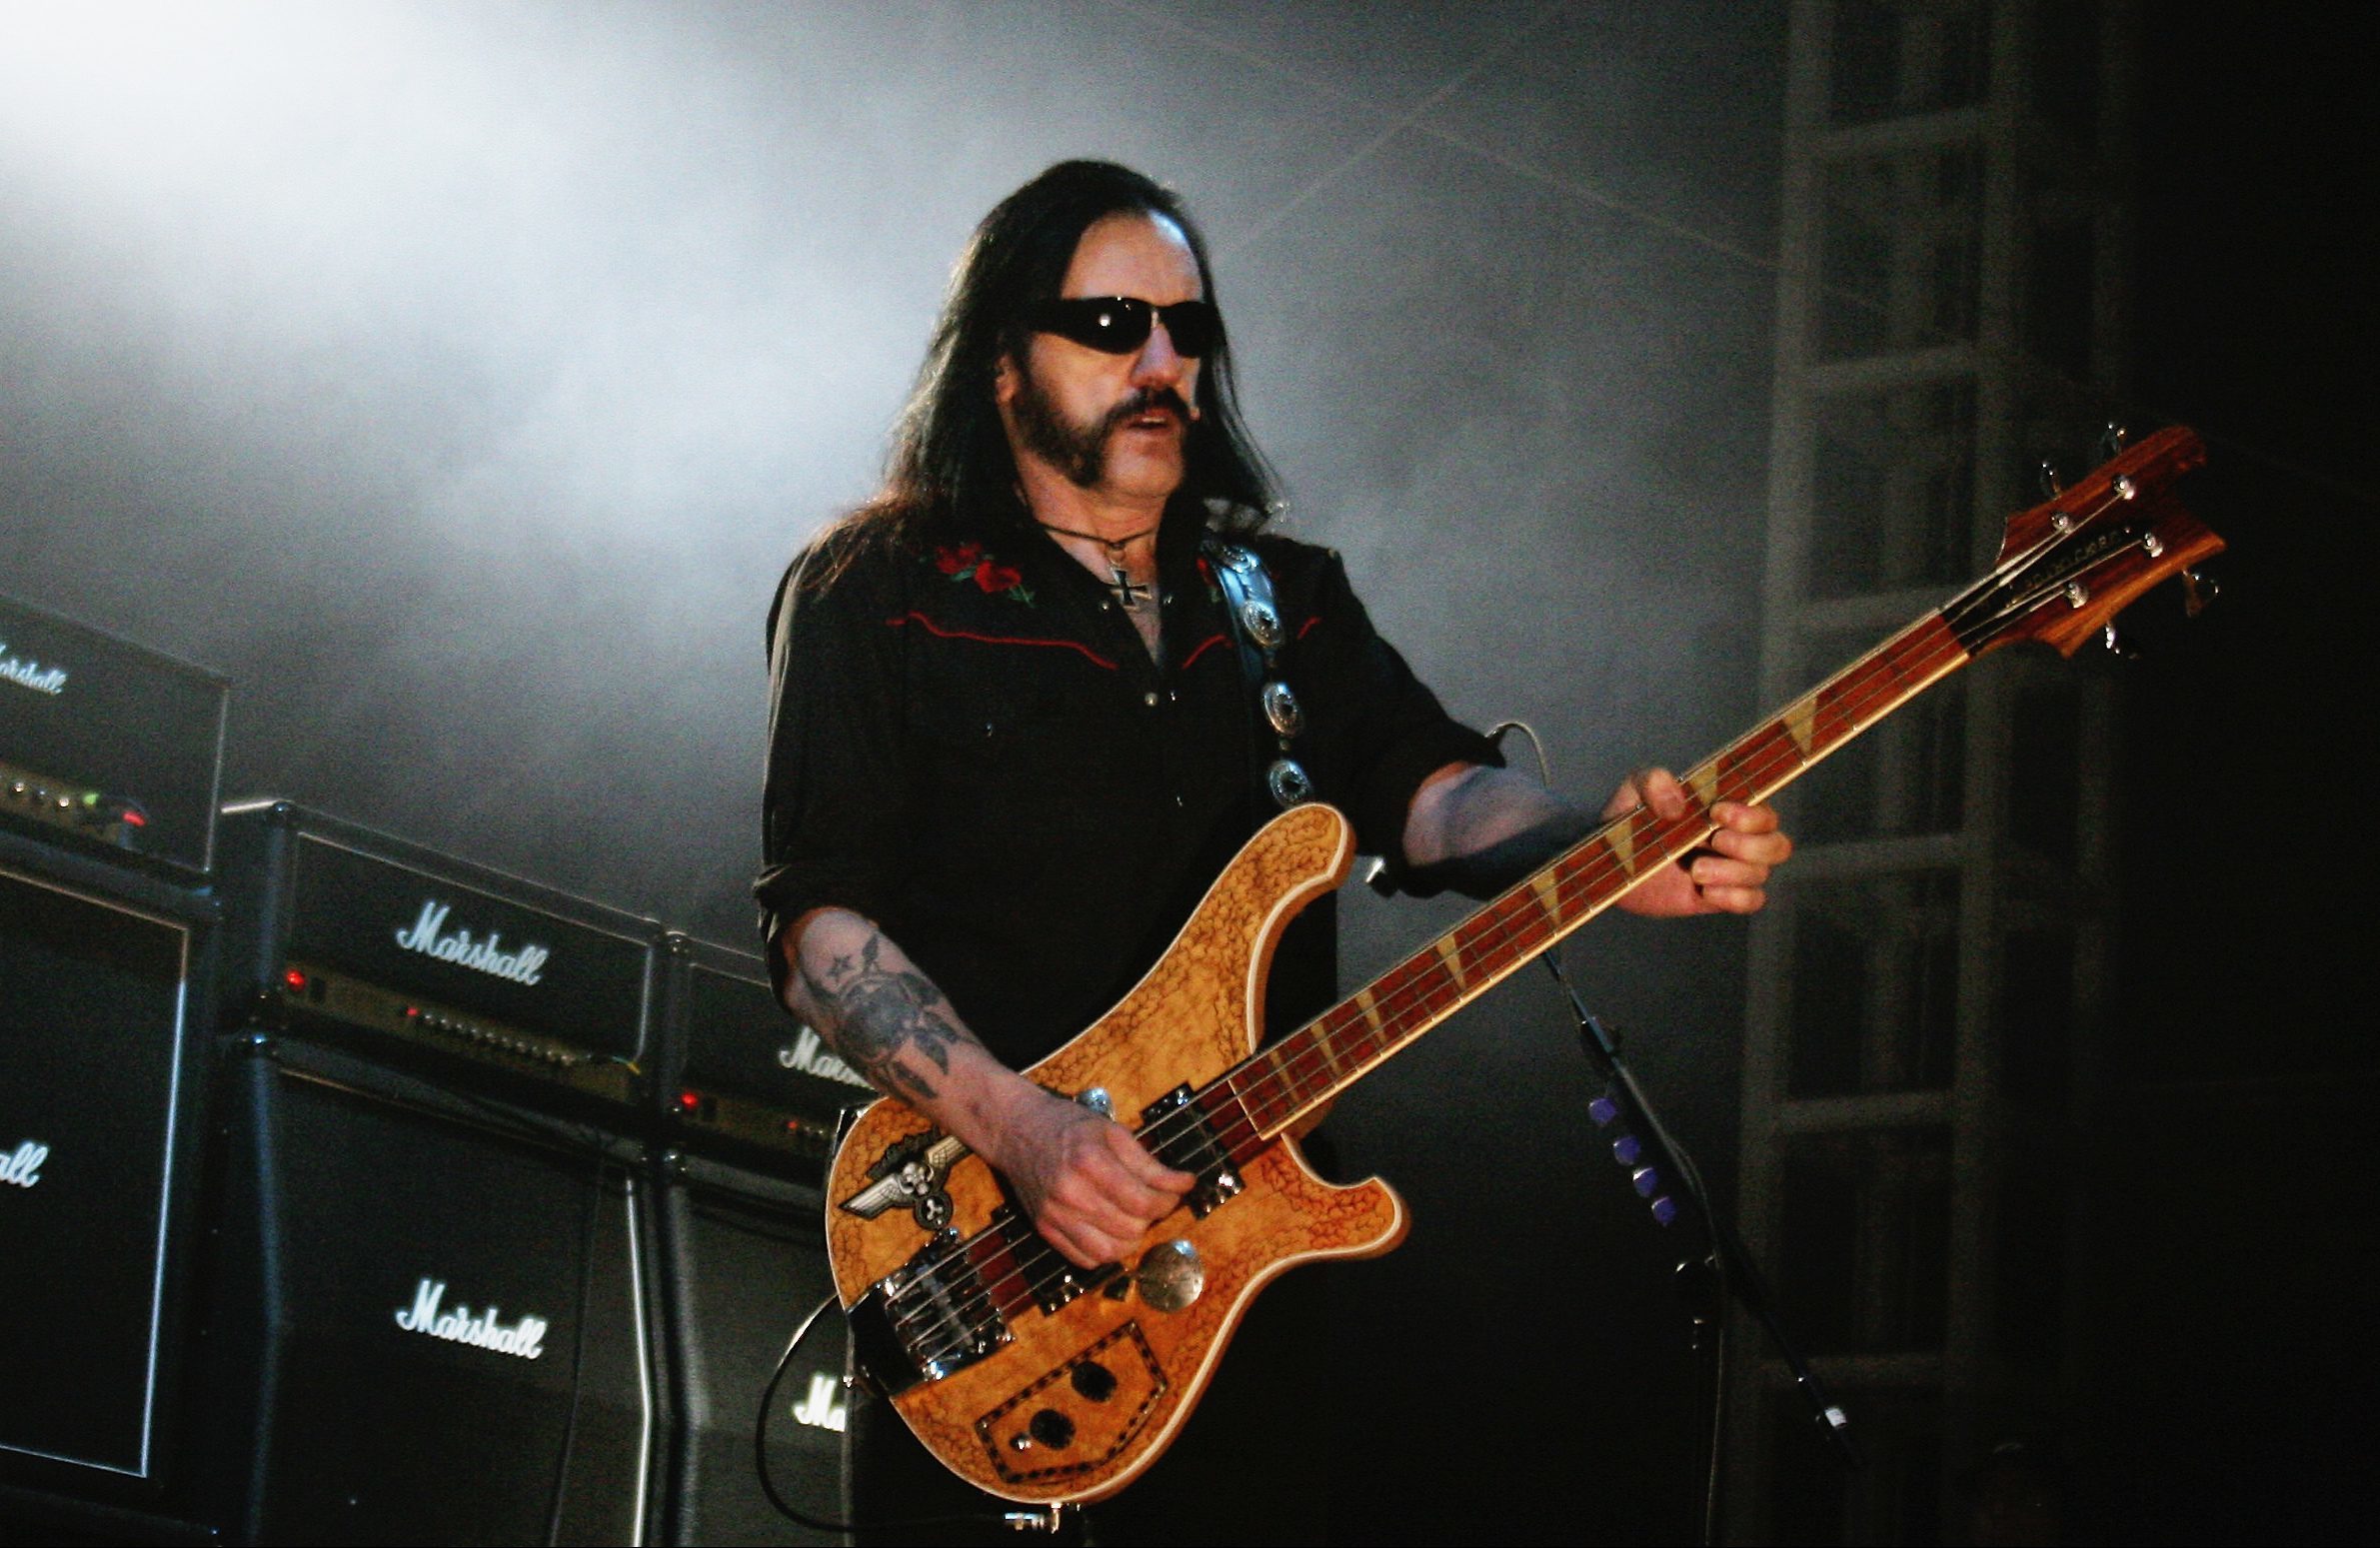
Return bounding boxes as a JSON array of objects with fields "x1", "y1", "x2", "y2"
[{"x1": 1216, "y1": 608, "x2": 1975, "y2": 1138}]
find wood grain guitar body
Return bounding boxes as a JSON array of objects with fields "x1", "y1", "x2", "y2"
[{"x1": 823, "y1": 801, "x2": 1407, "y2": 1505}]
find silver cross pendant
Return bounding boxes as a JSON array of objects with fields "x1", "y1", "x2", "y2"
[{"x1": 1109, "y1": 566, "x2": 1155, "y2": 611}]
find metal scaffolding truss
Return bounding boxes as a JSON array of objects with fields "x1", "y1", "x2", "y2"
[{"x1": 1727, "y1": 2, "x2": 2137, "y2": 1540}]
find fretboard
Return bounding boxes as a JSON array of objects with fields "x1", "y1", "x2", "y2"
[{"x1": 1214, "y1": 608, "x2": 1974, "y2": 1138}]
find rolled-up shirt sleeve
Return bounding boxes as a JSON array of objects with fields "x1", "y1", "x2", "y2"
[
  {"x1": 753, "y1": 532, "x2": 912, "y2": 993},
  {"x1": 1295, "y1": 549, "x2": 1504, "y2": 873}
]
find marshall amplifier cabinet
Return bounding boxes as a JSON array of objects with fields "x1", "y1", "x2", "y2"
[
  {"x1": 0, "y1": 827, "x2": 216, "y2": 1499},
  {"x1": 184, "y1": 1037, "x2": 664, "y2": 1545},
  {"x1": 655, "y1": 935, "x2": 873, "y2": 1182},
  {"x1": 215, "y1": 800, "x2": 658, "y2": 1115},
  {"x1": 652, "y1": 1150, "x2": 846, "y2": 1546},
  {"x1": 0, "y1": 592, "x2": 229, "y2": 881}
]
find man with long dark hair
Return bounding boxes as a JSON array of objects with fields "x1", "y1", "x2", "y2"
[{"x1": 757, "y1": 160, "x2": 1790, "y2": 1543}]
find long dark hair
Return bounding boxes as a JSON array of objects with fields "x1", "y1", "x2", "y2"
[{"x1": 821, "y1": 161, "x2": 1277, "y2": 570}]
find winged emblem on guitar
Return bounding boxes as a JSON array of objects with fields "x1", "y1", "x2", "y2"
[{"x1": 824, "y1": 425, "x2": 2223, "y2": 1503}]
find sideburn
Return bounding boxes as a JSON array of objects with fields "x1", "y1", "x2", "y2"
[{"x1": 1008, "y1": 361, "x2": 1109, "y2": 488}]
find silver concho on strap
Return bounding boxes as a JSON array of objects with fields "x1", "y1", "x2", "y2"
[
  {"x1": 1259, "y1": 681, "x2": 1305, "y2": 739},
  {"x1": 1266, "y1": 759, "x2": 1313, "y2": 808},
  {"x1": 1208, "y1": 539, "x2": 1313, "y2": 811}
]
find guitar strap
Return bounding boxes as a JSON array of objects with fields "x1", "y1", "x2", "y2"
[{"x1": 1201, "y1": 538, "x2": 1313, "y2": 809}]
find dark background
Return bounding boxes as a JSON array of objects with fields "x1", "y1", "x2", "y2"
[{"x1": 2, "y1": 4, "x2": 2373, "y2": 1543}]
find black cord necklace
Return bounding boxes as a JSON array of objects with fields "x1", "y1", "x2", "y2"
[
  {"x1": 1035, "y1": 518, "x2": 1159, "y2": 563},
  {"x1": 1038, "y1": 519, "x2": 1161, "y2": 612}
]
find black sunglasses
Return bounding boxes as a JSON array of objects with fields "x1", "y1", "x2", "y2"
[{"x1": 1026, "y1": 296, "x2": 1224, "y2": 358}]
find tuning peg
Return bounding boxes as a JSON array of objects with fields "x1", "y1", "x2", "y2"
[
  {"x1": 2101, "y1": 622, "x2": 2140, "y2": 660},
  {"x1": 2183, "y1": 568, "x2": 2221, "y2": 618},
  {"x1": 2038, "y1": 459, "x2": 2065, "y2": 498},
  {"x1": 2099, "y1": 421, "x2": 2130, "y2": 461}
]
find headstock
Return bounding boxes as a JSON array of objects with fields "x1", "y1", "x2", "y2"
[{"x1": 1949, "y1": 425, "x2": 2224, "y2": 660}]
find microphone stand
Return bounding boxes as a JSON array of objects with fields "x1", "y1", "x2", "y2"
[{"x1": 1540, "y1": 951, "x2": 1859, "y2": 1545}]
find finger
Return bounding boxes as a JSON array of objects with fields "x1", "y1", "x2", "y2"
[
  {"x1": 1703, "y1": 830, "x2": 1792, "y2": 869},
  {"x1": 1687, "y1": 855, "x2": 1771, "y2": 892},
  {"x1": 1048, "y1": 1220, "x2": 1116, "y2": 1270},
  {"x1": 1728, "y1": 832, "x2": 1792, "y2": 867},
  {"x1": 1052, "y1": 1169, "x2": 1153, "y2": 1242},
  {"x1": 1085, "y1": 1164, "x2": 1181, "y2": 1227},
  {"x1": 1691, "y1": 883, "x2": 1766, "y2": 914},
  {"x1": 1711, "y1": 799, "x2": 1781, "y2": 833},
  {"x1": 1638, "y1": 767, "x2": 1689, "y2": 821},
  {"x1": 1104, "y1": 1123, "x2": 1195, "y2": 1192}
]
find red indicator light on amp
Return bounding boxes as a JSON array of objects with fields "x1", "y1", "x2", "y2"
[
  {"x1": 677, "y1": 1089, "x2": 703, "y2": 1113},
  {"x1": 282, "y1": 968, "x2": 307, "y2": 992}
]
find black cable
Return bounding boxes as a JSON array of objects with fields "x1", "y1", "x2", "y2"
[
  {"x1": 543, "y1": 1148, "x2": 610, "y2": 1543},
  {"x1": 752, "y1": 1291, "x2": 1072, "y2": 1539},
  {"x1": 1488, "y1": 719, "x2": 1736, "y2": 1543}
]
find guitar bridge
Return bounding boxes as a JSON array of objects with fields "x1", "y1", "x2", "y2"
[
  {"x1": 1140, "y1": 1084, "x2": 1246, "y2": 1218},
  {"x1": 849, "y1": 1232, "x2": 1012, "y2": 1396}
]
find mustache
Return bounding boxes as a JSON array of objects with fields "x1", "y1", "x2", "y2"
[{"x1": 1103, "y1": 387, "x2": 1192, "y2": 434}]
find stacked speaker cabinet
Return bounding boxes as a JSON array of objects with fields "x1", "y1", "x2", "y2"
[
  {"x1": 184, "y1": 1037, "x2": 663, "y2": 1544},
  {"x1": 185, "y1": 800, "x2": 669, "y2": 1544},
  {"x1": 0, "y1": 828, "x2": 217, "y2": 1509},
  {"x1": 1, "y1": 595, "x2": 228, "y2": 1527},
  {"x1": 652, "y1": 936, "x2": 861, "y2": 1545}
]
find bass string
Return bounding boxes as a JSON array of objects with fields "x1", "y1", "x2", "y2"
[
  {"x1": 899, "y1": 482, "x2": 2158, "y2": 1362},
  {"x1": 895, "y1": 609, "x2": 1978, "y2": 1349},
  {"x1": 888, "y1": 495, "x2": 2133, "y2": 1353},
  {"x1": 887, "y1": 1104, "x2": 1244, "y2": 1345},
  {"x1": 1232, "y1": 624, "x2": 1971, "y2": 1127}
]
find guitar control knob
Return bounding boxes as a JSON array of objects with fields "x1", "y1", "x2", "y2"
[
  {"x1": 1632, "y1": 1165, "x2": 1661, "y2": 1197},
  {"x1": 1029, "y1": 1409, "x2": 1076, "y2": 1450},
  {"x1": 1072, "y1": 1360, "x2": 1119, "y2": 1403},
  {"x1": 1612, "y1": 1134, "x2": 1641, "y2": 1165}
]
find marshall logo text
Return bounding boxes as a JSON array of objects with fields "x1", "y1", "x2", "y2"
[
  {"x1": 395, "y1": 899, "x2": 550, "y2": 985},
  {"x1": 791, "y1": 1371, "x2": 849, "y2": 1432},
  {"x1": 393, "y1": 1278, "x2": 548, "y2": 1359},
  {"x1": 0, "y1": 641, "x2": 68, "y2": 697},
  {"x1": 779, "y1": 1027, "x2": 871, "y2": 1089},
  {"x1": 2, "y1": 1139, "x2": 49, "y2": 1188}
]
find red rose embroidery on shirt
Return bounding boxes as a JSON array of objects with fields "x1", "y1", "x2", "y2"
[{"x1": 928, "y1": 542, "x2": 1034, "y2": 606}]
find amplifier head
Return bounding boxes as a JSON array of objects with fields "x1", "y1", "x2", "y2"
[
  {"x1": 655, "y1": 934, "x2": 873, "y2": 1178},
  {"x1": 0, "y1": 592, "x2": 228, "y2": 880},
  {"x1": 215, "y1": 800, "x2": 659, "y2": 1113}
]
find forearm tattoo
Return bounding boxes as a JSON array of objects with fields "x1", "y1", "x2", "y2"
[{"x1": 799, "y1": 929, "x2": 966, "y2": 1103}]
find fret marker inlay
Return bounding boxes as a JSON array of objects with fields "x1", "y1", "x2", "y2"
[
  {"x1": 1783, "y1": 697, "x2": 1816, "y2": 757},
  {"x1": 1530, "y1": 871, "x2": 1562, "y2": 923},
  {"x1": 1433, "y1": 937, "x2": 1466, "y2": 989},
  {"x1": 1605, "y1": 823, "x2": 1636, "y2": 873}
]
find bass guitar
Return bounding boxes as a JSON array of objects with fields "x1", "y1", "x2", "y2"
[{"x1": 824, "y1": 425, "x2": 2221, "y2": 1503}]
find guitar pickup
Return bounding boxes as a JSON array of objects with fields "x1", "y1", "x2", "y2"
[{"x1": 1140, "y1": 1084, "x2": 1246, "y2": 1218}]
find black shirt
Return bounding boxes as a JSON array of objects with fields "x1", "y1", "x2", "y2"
[{"x1": 754, "y1": 508, "x2": 1500, "y2": 1070}]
